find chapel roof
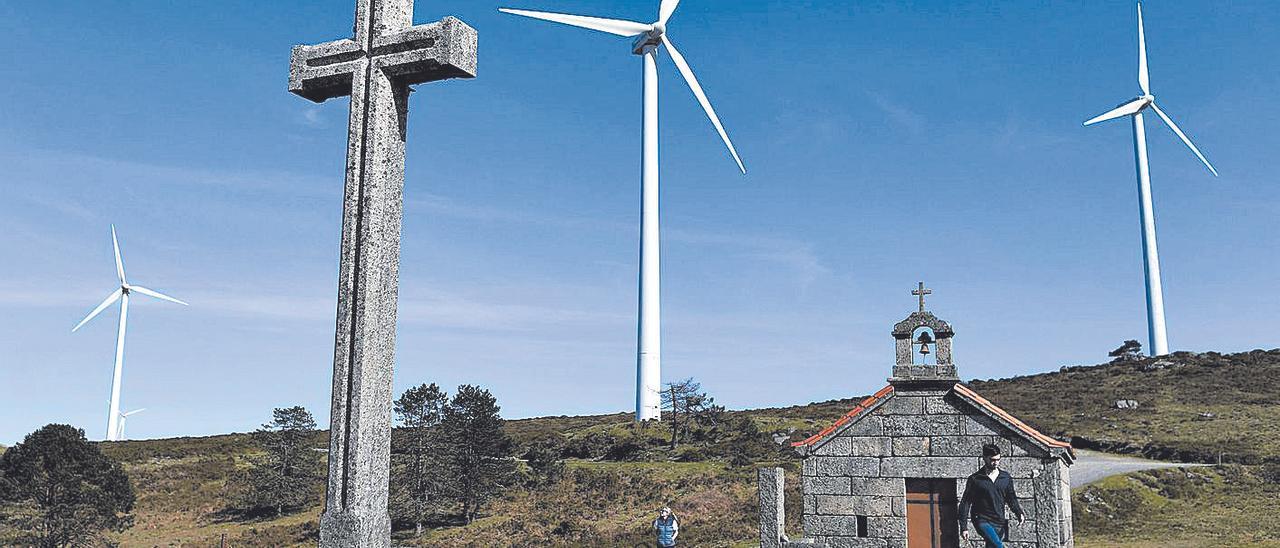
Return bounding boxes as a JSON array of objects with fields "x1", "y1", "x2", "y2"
[
  {"x1": 791, "y1": 383, "x2": 1074, "y2": 462},
  {"x1": 952, "y1": 383, "x2": 1074, "y2": 457}
]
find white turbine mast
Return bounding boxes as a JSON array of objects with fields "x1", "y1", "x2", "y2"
[
  {"x1": 73, "y1": 225, "x2": 187, "y2": 441},
  {"x1": 116, "y1": 408, "x2": 146, "y2": 441},
  {"x1": 1082, "y1": 3, "x2": 1218, "y2": 357},
  {"x1": 500, "y1": 0, "x2": 745, "y2": 421}
]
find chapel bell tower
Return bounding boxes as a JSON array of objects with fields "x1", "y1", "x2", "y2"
[{"x1": 890, "y1": 282, "x2": 959, "y2": 386}]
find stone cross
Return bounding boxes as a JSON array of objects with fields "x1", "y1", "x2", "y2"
[
  {"x1": 288, "y1": 2, "x2": 475, "y2": 546},
  {"x1": 911, "y1": 281, "x2": 931, "y2": 312}
]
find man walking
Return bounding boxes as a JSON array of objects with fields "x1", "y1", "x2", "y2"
[
  {"x1": 959, "y1": 444, "x2": 1025, "y2": 548},
  {"x1": 653, "y1": 506, "x2": 679, "y2": 547}
]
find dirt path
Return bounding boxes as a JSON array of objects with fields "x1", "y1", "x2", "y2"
[{"x1": 1070, "y1": 449, "x2": 1211, "y2": 487}]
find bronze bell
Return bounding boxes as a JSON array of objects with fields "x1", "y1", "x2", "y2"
[{"x1": 916, "y1": 331, "x2": 934, "y2": 355}]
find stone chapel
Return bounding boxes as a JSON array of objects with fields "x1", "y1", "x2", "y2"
[{"x1": 759, "y1": 284, "x2": 1075, "y2": 548}]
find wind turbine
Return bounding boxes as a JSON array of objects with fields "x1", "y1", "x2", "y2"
[
  {"x1": 1083, "y1": 3, "x2": 1217, "y2": 357},
  {"x1": 73, "y1": 226, "x2": 187, "y2": 441},
  {"x1": 500, "y1": 1, "x2": 745, "y2": 421},
  {"x1": 115, "y1": 408, "x2": 146, "y2": 441}
]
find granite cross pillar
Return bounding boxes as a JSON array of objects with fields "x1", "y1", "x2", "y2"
[
  {"x1": 288, "y1": 2, "x2": 476, "y2": 546},
  {"x1": 758, "y1": 467, "x2": 787, "y2": 548}
]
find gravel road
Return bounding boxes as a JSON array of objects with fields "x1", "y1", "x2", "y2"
[{"x1": 1070, "y1": 449, "x2": 1211, "y2": 487}]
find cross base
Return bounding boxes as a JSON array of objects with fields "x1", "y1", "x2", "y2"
[{"x1": 320, "y1": 509, "x2": 392, "y2": 548}]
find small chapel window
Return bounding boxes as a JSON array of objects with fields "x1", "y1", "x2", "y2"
[{"x1": 856, "y1": 515, "x2": 868, "y2": 537}]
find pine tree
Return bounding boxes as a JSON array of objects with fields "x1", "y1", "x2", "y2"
[
  {"x1": 0, "y1": 424, "x2": 135, "y2": 547},
  {"x1": 233, "y1": 406, "x2": 322, "y2": 517},
  {"x1": 442, "y1": 385, "x2": 516, "y2": 524},
  {"x1": 391, "y1": 383, "x2": 450, "y2": 535}
]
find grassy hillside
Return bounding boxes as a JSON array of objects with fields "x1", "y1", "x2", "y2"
[
  {"x1": 1073, "y1": 465, "x2": 1280, "y2": 548},
  {"x1": 1, "y1": 348, "x2": 1276, "y2": 546},
  {"x1": 972, "y1": 349, "x2": 1280, "y2": 463}
]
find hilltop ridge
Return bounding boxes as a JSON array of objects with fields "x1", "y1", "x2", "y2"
[{"x1": 3, "y1": 348, "x2": 1277, "y2": 546}]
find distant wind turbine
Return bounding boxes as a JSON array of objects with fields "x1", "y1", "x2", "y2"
[
  {"x1": 500, "y1": 0, "x2": 746, "y2": 421},
  {"x1": 73, "y1": 226, "x2": 187, "y2": 441},
  {"x1": 1083, "y1": 3, "x2": 1218, "y2": 357},
  {"x1": 116, "y1": 408, "x2": 146, "y2": 441}
]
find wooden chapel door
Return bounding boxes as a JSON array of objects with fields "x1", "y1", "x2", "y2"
[{"x1": 906, "y1": 478, "x2": 959, "y2": 548}]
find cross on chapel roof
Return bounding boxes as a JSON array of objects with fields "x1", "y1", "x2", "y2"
[{"x1": 912, "y1": 281, "x2": 931, "y2": 312}]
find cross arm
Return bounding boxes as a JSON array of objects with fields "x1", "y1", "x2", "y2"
[
  {"x1": 289, "y1": 16, "x2": 477, "y2": 104},
  {"x1": 290, "y1": 39, "x2": 364, "y2": 103},
  {"x1": 371, "y1": 17, "x2": 477, "y2": 86}
]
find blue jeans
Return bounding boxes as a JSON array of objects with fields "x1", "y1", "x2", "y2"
[{"x1": 973, "y1": 520, "x2": 1007, "y2": 548}]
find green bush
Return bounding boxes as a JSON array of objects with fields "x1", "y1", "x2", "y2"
[
  {"x1": 1258, "y1": 462, "x2": 1280, "y2": 485},
  {"x1": 523, "y1": 436, "x2": 566, "y2": 487},
  {"x1": 564, "y1": 432, "x2": 614, "y2": 459},
  {"x1": 673, "y1": 446, "x2": 709, "y2": 462}
]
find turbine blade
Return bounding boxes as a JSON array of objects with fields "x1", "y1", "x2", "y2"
[
  {"x1": 111, "y1": 225, "x2": 126, "y2": 285},
  {"x1": 1149, "y1": 102, "x2": 1219, "y2": 176},
  {"x1": 660, "y1": 35, "x2": 746, "y2": 174},
  {"x1": 73, "y1": 289, "x2": 122, "y2": 332},
  {"x1": 498, "y1": 8, "x2": 651, "y2": 37},
  {"x1": 124, "y1": 408, "x2": 146, "y2": 416},
  {"x1": 1137, "y1": 3, "x2": 1149, "y2": 95},
  {"x1": 659, "y1": 0, "x2": 680, "y2": 26},
  {"x1": 129, "y1": 285, "x2": 189, "y2": 306},
  {"x1": 1082, "y1": 97, "x2": 1147, "y2": 126}
]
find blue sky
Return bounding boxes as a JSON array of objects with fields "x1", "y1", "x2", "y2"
[{"x1": 1, "y1": 1, "x2": 1276, "y2": 444}]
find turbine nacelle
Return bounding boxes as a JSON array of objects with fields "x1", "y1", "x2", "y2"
[{"x1": 632, "y1": 32, "x2": 662, "y2": 55}]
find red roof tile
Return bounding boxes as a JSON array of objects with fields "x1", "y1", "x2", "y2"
[
  {"x1": 792, "y1": 385, "x2": 894, "y2": 447},
  {"x1": 952, "y1": 383, "x2": 1073, "y2": 454}
]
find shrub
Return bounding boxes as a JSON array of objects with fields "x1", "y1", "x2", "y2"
[
  {"x1": 524, "y1": 436, "x2": 567, "y2": 487},
  {"x1": 1258, "y1": 462, "x2": 1280, "y2": 485},
  {"x1": 564, "y1": 432, "x2": 614, "y2": 459}
]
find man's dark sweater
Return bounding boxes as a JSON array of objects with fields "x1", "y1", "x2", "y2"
[{"x1": 958, "y1": 468, "x2": 1023, "y2": 526}]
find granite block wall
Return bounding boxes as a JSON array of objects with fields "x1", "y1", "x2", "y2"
[{"x1": 795, "y1": 389, "x2": 1072, "y2": 548}]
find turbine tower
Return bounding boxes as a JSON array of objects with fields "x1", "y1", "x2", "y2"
[
  {"x1": 500, "y1": 1, "x2": 745, "y2": 421},
  {"x1": 73, "y1": 226, "x2": 187, "y2": 441},
  {"x1": 1083, "y1": 3, "x2": 1218, "y2": 357},
  {"x1": 116, "y1": 408, "x2": 146, "y2": 441}
]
